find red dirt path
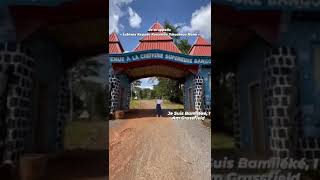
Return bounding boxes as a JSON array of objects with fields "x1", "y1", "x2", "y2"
[{"x1": 109, "y1": 100, "x2": 211, "y2": 180}]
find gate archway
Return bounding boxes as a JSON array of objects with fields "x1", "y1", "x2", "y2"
[{"x1": 108, "y1": 22, "x2": 212, "y2": 115}]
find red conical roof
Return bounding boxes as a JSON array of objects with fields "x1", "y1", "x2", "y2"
[
  {"x1": 134, "y1": 22, "x2": 181, "y2": 53},
  {"x1": 109, "y1": 32, "x2": 124, "y2": 54},
  {"x1": 148, "y1": 21, "x2": 163, "y2": 31},
  {"x1": 189, "y1": 36, "x2": 211, "y2": 56}
]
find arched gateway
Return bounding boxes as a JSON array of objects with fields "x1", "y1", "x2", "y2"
[{"x1": 108, "y1": 22, "x2": 212, "y2": 114}]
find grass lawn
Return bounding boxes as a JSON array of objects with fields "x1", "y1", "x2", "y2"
[
  {"x1": 162, "y1": 100, "x2": 184, "y2": 109},
  {"x1": 130, "y1": 99, "x2": 140, "y2": 109},
  {"x1": 64, "y1": 120, "x2": 107, "y2": 149},
  {"x1": 212, "y1": 132, "x2": 234, "y2": 149},
  {"x1": 129, "y1": 99, "x2": 184, "y2": 109}
]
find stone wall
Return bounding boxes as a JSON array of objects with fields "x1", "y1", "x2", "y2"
[
  {"x1": 0, "y1": 42, "x2": 34, "y2": 162},
  {"x1": 109, "y1": 72, "x2": 120, "y2": 113},
  {"x1": 263, "y1": 47, "x2": 297, "y2": 157},
  {"x1": 183, "y1": 74, "x2": 194, "y2": 111},
  {"x1": 0, "y1": 66, "x2": 9, "y2": 162},
  {"x1": 232, "y1": 74, "x2": 241, "y2": 150},
  {"x1": 193, "y1": 76, "x2": 204, "y2": 112},
  {"x1": 125, "y1": 83, "x2": 131, "y2": 111}
]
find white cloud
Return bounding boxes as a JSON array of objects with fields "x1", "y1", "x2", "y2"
[
  {"x1": 180, "y1": 2, "x2": 211, "y2": 40},
  {"x1": 174, "y1": 22, "x2": 186, "y2": 28},
  {"x1": 128, "y1": 7, "x2": 142, "y2": 28},
  {"x1": 109, "y1": 0, "x2": 134, "y2": 33}
]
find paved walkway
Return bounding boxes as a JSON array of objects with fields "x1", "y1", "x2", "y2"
[{"x1": 109, "y1": 100, "x2": 211, "y2": 180}]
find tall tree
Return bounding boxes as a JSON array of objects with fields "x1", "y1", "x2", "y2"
[
  {"x1": 153, "y1": 77, "x2": 183, "y2": 103},
  {"x1": 163, "y1": 20, "x2": 191, "y2": 54},
  {"x1": 131, "y1": 80, "x2": 142, "y2": 99},
  {"x1": 164, "y1": 20, "x2": 180, "y2": 44}
]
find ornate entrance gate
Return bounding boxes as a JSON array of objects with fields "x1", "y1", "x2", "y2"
[{"x1": 108, "y1": 22, "x2": 212, "y2": 114}]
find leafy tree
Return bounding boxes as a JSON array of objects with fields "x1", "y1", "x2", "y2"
[
  {"x1": 70, "y1": 58, "x2": 103, "y2": 121},
  {"x1": 153, "y1": 77, "x2": 183, "y2": 103},
  {"x1": 73, "y1": 80, "x2": 105, "y2": 121},
  {"x1": 150, "y1": 89, "x2": 156, "y2": 99},
  {"x1": 131, "y1": 80, "x2": 142, "y2": 99},
  {"x1": 139, "y1": 88, "x2": 153, "y2": 99}
]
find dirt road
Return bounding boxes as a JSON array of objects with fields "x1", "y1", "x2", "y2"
[{"x1": 109, "y1": 100, "x2": 211, "y2": 180}]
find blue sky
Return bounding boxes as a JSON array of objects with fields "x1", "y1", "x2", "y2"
[
  {"x1": 138, "y1": 78, "x2": 158, "y2": 89},
  {"x1": 110, "y1": 0, "x2": 211, "y2": 51},
  {"x1": 109, "y1": 0, "x2": 211, "y2": 88}
]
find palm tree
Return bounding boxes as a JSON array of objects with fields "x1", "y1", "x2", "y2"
[
  {"x1": 150, "y1": 21, "x2": 190, "y2": 103},
  {"x1": 163, "y1": 21, "x2": 191, "y2": 54},
  {"x1": 164, "y1": 20, "x2": 181, "y2": 44},
  {"x1": 177, "y1": 39, "x2": 191, "y2": 54}
]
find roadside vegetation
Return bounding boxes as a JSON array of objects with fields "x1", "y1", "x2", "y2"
[
  {"x1": 130, "y1": 99, "x2": 183, "y2": 109},
  {"x1": 64, "y1": 120, "x2": 107, "y2": 150},
  {"x1": 212, "y1": 132, "x2": 234, "y2": 150}
]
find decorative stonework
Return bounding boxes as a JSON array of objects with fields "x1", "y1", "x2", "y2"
[
  {"x1": 204, "y1": 104, "x2": 211, "y2": 116},
  {"x1": 0, "y1": 66, "x2": 9, "y2": 162},
  {"x1": 298, "y1": 137, "x2": 320, "y2": 159},
  {"x1": 109, "y1": 73, "x2": 120, "y2": 114},
  {"x1": 263, "y1": 47, "x2": 296, "y2": 157},
  {"x1": 0, "y1": 42, "x2": 35, "y2": 162},
  {"x1": 231, "y1": 75, "x2": 241, "y2": 150},
  {"x1": 125, "y1": 83, "x2": 131, "y2": 111},
  {"x1": 193, "y1": 76, "x2": 204, "y2": 112}
]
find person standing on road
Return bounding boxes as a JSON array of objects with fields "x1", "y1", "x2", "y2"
[{"x1": 156, "y1": 97, "x2": 163, "y2": 117}]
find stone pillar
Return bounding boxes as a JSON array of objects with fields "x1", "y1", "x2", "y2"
[
  {"x1": 263, "y1": 47, "x2": 296, "y2": 157},
  {"x1": 109, "y1": 73, "x2": 120, "y2": 114},
  {"x1": 231, "y1": 74, "x2": 241, "y2": 150},
  {"x1": 0, "y1": 42, "x2": 35, "y2": 162},
  {"x1": 0, "y1": 65, "x2": 9, "y2": 162},
  {"x1": 193, "y1": 76, "x2": 204, "y2": 112},
  {"x1": 125, "y1": 83, "x2": 131, "y2": 111},
  {"x1": 55, "y1": 73, "x2": 70, "y2": 151}
]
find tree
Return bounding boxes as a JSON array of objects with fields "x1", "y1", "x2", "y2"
[
  {"x1": 163, "y1": 20, "x2": 191, "y2": 54},
  {"x1": 74, "y1": 80, "x2": 106, "y2": 121},
  {"x1": 69, "y1": 58, "x2": 103, "y2": 121},
  {"x1": 176, "y1": 39, "x2": 191, "y2": 54},
  {"x1": 131, "y1": 80, "x2": 142, "y2": 99},
  {"x1": 164, "y1": 20, "x2": 180, "y2": 44},
  {"x1": 153, "y1": 77, "x2": 183, "y2": 103}
]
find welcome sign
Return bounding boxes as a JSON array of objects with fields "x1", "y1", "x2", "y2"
[
  {"x1": 109, "y1": 50, "x2": 211, "y2": 65},
  {"x1": 216, "y1": 0, "x2": 320, "y2": 10}
]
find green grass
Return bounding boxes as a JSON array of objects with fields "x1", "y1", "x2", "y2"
[
  {"x1": 162, "y1": 100, "x2": 184, "y2": 109},
  {"x1": 212, "y1": 133, "x2": 234, "y2": 149},
  {"x1": 130, "y1": 100, "x2": 140, "y2": 109},
  {"x1": 129, "y1": 99, "x2": 184, "y2": 109}
]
